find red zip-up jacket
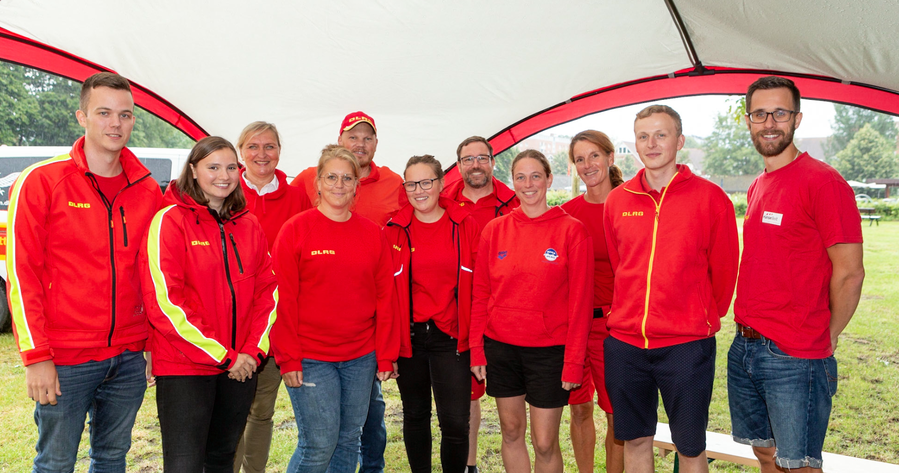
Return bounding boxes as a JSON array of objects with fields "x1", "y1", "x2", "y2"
[
  {"x1": 140, "y1": 186, "x2": 278, "y2": 376},
  {"x1": 603, "y1": 165, "x2": 739, "y2": 349},
  {"x1": 441, "y1": 176, "x2": 520, "y2": 229},
  {"x1": 240, "y1": 168, "x2": 312, "y2": 250},
  {"x1": 270, "y1": 209, "x2": 399, "y2": 373},
  {"x1": 7, "y1": 137, "x2": 163, "y2": 366},
  {"x1": 470, "y1": 206, "x2": 594, "y2": 383},
  {"x1": 385, "y1": 197, "x2": 480, "y2": 356}
]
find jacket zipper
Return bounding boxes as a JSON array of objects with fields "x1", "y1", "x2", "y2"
[
  {"x1": 216, "y1": 216, "x2": 239, "y2": 349},
  {"x1": 623, "y1": 172, "x2": 678, "y2": 349},
  {"x1": 229, "y1": 233, "x2": 244, "y2": 274},
  {"x1": 87, "y1": 171, "x2": 151, "y2": 346},
  {"x1": 119, "y1": 206, "x2": 129, "y2": 247}
]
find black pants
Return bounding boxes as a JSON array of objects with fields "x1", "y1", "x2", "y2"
[
  {"x1": 156, "y1": 372, "x2": 257, "y2": 473},
  {"x1": 396, "y1": 320, "x2": 471, "y2": 473}
]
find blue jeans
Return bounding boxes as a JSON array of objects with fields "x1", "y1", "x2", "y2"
[
  {"x1": 358, "y1": 377, "x2": 386, "y2": 473},
  {"x1": 33, "y1": 350, "x2": 147, "y2": 473},
  {"x1": 728, "y1": 333, "x2": 838, "y2": 469},
  {"x1": 286, "y1": 352, "x2": 376, "y2": 473}
]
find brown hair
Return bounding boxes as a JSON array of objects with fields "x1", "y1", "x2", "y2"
[
  {"x1": 456, "y1": 136, "x2": 494, "y2": 160},
  {"x1": 405, "y1": 155, "x2": 444, "y2": 180},
  {"x1": 635, "y1": 104, "x2": 683, "y2": 137},
  {"x1": 511, "y1": 149, "x2": 551, "y2": 177},
  {"x1": 80, "y1": 72, "x2": 132, "y2": 112},
  {"x1": 569, "y1": 130, "x2": 624, "y2": 188},
  {"x1": 237, "y1": 121, "x2": 282, "y2": 153},
  {"x1": 176, "y1": 136, "x2": 246, "y2": 220},
  {"x1": 317, "y1": 144, "x2": 361, "y2": 179},
  {"x1": 746, "y1": 76, "x2": 801, "y2": 113}
]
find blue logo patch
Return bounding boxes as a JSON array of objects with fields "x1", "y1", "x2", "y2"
[
  {"x1": 544, "y1": 248, "x2": 558, "y2": 262},
  {"x1": 498, "y1": 251, "x2": 508, "y2": 260}
]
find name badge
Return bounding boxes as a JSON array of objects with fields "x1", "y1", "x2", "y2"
[{"x1": 762, "y1": 211, "x2": 783, "y2": 226}]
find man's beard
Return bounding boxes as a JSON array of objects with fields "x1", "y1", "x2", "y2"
[
  {"x1": 463, "y1": 171, "x2": 489, "y2": 189},
  {"x1": 752, "y1": 125, "x2": 795, "y2": 157}
]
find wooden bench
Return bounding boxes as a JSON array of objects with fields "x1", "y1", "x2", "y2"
[
  {"x1": 859, "y1": 207, "x2": 882, "y2": 226},
  {"x1": 653, "y1": 422, "x2": 899, "y2": 472}
]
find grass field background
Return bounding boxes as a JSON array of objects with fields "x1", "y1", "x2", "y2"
[{"x1": 0, "y1": 221, "x2": 896, "y2": 471}]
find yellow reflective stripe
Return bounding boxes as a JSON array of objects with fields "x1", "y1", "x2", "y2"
[
  {"x1": 624, "y1": 172, "x2": 679, "y2": 349},
  {"x1": 7, "y1": 154, "x2": 72, "y2": 353},
  {"x1": 255, "y1": 286, "x2": 278, "y2": 354},
  {"x1": 147, "y1": 206, "x2": 229, "y2": 363}
]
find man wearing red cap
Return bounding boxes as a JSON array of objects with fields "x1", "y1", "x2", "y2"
[
  {"x1": 290, "y1": 111, "x2": 405, "y2": 227},
  {"x1": 291, "y1": 112, "x2": 404, "y2": 473}
]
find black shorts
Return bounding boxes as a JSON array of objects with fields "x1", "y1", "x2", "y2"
[
  {"x1": 604, "y1": 335, "x2": 716, "y2": 457},
  {"x1": 484, "y1": 337, "x2": 570, "y2": 409}
]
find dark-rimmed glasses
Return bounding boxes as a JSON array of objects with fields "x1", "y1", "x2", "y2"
[
  {"x1": 403, "y1": 178, "x2": 438, "y2": 192},
  {"x1": 746, "y1": 109, "x2": 797, "y2": 123}
]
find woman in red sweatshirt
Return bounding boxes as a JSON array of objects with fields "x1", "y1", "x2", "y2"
[
  {"x1": 234, "y1": 121, "x2": 311, "y2": 473},
  {"x1": 384, "y1": 155, "x2": 480, "y2": 473},
  {"x1": 469, "y1": 149, "x2": 593, "y2": 473},
  {"x1": 141, "y1": 136, "x2": 278, "y2": 472},
  {"x1": 271, "y1": 144, "x2": 399, "y2": 473},
  {"x1": 561, "y1": 130, "x2": 625, "y2": 473}
]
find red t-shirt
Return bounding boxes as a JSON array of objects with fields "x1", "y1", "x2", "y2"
[
  {"x1": 734, "y1": 153, "x2": 863, "y2": 358},
  {"x1": 561, "y1": 195, "x2": 614, "y2": 308},
  {"x1": 93, "y1": 172, "x2": 127, "y2": 202},
  {"x1": 410, "y1": 212, "x2": 459, "y2": 331}
]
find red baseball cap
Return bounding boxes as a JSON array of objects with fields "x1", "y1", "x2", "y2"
[{"x1": 339, "y1": 111, "x2": 377, "y2": 136}]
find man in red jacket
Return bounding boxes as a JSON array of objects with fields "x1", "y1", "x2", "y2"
[
  {"x1": 728, "y1": 77, "x2": 864, "y2": 473},
  {"x1": 7, "y1": 72, "x2": 163, "y2": 472},
  {"x1": 441, "y1": 135, "x2": 520, "y2": 473},
  {"x1": 603, "y1": 105, "x2": 739, "y2": 473}
]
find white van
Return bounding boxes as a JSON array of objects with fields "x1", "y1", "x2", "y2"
[{"x1": 0, "y1": 145, "x2": 190, "y2": 330}]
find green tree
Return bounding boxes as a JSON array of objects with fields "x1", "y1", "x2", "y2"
[
  {"x1": 825, "y1": 104, "x2": 897, "y2": 160},
  {"x1": 702, "y1": 112, "x2": 763, "y2": 176},
  {"x1": 550, "y1": 150, "x2": 569, "y2": 176},
  {"x1": 832, "y1": 123, "x2": 898, "y2": 181},
  {"x1": 493, "y1": 146, "x2": 518, "y2": 185},
  {"x1": 616, "y1": 154, "x2": 639, "y2": 178},
  {"x1": 130, "y1": 108, "x2": 195, "y2": 148}
]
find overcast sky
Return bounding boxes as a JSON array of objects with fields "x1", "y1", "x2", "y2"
[{"x1": 547, "y1": 94, "x2": 837, "y2": 144}]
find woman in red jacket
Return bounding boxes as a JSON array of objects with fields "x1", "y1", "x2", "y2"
[
  {"x1": 234, "y1": 121, "x2": 311, "y2": 473},
  {"x1": 141, "y1": 136, "x2": 278, "y2": 473},
  {"x1": 469, "y1": 149, "x2": 593, "y2": 473},
  {"x1": 561, "y1": 130, "x2": 625, "y2": 473},
  {"x1": 385, "y1": 155, "x2": 480, "y2": 473},
  {"x1": 271, "y1": 144, "x2": 398, "y2": 473}
]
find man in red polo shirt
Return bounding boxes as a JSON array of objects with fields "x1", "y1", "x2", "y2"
[
  {"x1": 290, "y1": 111, "x2": 405, "y2": 227},
  {"x1": 441, "y1": 135, "x2": 519, "y2": 473},
  {"x1": 728, "y1": 76, "x2": 865, "y2": 473}
]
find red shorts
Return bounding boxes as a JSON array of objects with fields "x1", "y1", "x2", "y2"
[
  {"x1": 471, "y1": 373, "x2": 486, "y2": 400},
  {"x1": 568, "y1": 317, "x2": 613, "y2": 413}
]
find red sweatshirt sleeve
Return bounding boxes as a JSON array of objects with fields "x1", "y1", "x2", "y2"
[
  {"x1": 240, "y1": 226, "x2": 279, "y2": 362},
  {"x1": 469, "y1": 229, "x2": 493, "y2": 367},
  {"x1": 562, "y1": 234, "x2": 595, "y2": 384},
  {"x1": 142, "y1": 208, "x2": 238, "y2": 370},
  {"x1": 709, "y1": 197, "x2": 740, "y2": 318},
  {"x1": 603, "y1": 200, "x2": 621, "y2": 274},
  {"x1": 270, "y1": 219, "x2": 304, "y2": 374},
  {"x1": 375, "y1": 229, "x2": 400, "y2": 372},
  {"x1": 455, "y1": 216, "x2": 480, "y2": 354}
]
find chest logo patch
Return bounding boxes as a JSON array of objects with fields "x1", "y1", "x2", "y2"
[
  {"x1": 762, "y1": 211, "x2": 783, "y2": 226},
  {"x1": 497, "y1": 251, "x2": 508, "y2": 260},
  {"x1": 544, "y1": 248, "x2": 558, "y2": 262}
]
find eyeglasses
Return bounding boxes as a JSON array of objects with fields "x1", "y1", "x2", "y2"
[
  {"x1": 459, "y1": 155, "x2": 492, "y2": 166},
  {"x1": 402, "y1": 178, "x2": 438, "y2": 192},
  {"x1": 321, "y1": 173, "x2": 356, "y2": 186},
  {"x1": 746, "y1": 109, "x2": 797, "y2": 123}
]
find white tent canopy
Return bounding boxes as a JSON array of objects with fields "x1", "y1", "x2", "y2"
[{"x1": 2, "y1": 1, "x2": 899, "y2": 175}]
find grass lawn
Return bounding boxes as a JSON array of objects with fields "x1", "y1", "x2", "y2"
[{"x1": 0, "y1": 221, "x2": 896, "y2": 471}]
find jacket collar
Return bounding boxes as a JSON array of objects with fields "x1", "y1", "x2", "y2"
[
  {"x1": 69, "y1": 136, "x2": 152, "y2": 184},
  {"x1": 240, "y1": 168, "x2": 289, "y2": 199},
  {"x1": 444, "y1": 175, "x2": 516, "y2": 204},
  {"x1": 164, "y1": 182, "x2": 248, "y2": 222},
  {"x1": 387, "y1": 196, "x2": 470, "y2": 228},
  {"x1": 624, "y1": 164, "x2": 694, "y2": 194}
]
